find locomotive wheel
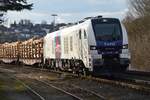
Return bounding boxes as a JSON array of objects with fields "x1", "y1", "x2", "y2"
[
  {"x1": 82, "y1": 68, "x2": 89, "y2": 76},
  {"x1": 72, "y1": 67, "x2": 77, "y2": 74},
  {"x1": 82, "y1": 68, "x2": 86, "y2": 76},
  {"x1": 72, "y1": 68, "x2": 76, "y2": 74},
  {"x1": 120, "y1": 65, "x2": 128, "y2": 72}
]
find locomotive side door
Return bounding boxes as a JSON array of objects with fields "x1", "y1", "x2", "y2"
[
  {"x1": 78, "y1": 29, "x2": 83, "y2": 59},
  {"x1": 78, "y1": 29, "x2": 88, "y2": 67}
]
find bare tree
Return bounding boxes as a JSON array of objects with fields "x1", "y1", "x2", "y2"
[
  {"x1": 124, "y1": 0, "x2": 150, "y2": 71},
  {"x1": 127, "y1": 0, "x2": 150, "y2": 18},
  {"x1": 0, "y1": 0, "x2": 33, "y2": 23}
]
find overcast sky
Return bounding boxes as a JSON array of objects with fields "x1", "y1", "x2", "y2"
[{"x1": 6, "y1": 0, "x2": 128, "y2": 25}]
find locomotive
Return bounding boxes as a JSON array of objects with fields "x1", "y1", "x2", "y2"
[
  {"x1": 44, "y1": 16, "x2": 130, "y2": 74},
  {"x1": 0, "y1": 16, "x2": 130, "y2": 75}
]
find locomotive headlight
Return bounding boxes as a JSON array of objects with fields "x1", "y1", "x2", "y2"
[
  {"x1": 123, "y1": 44, "x2": 128, "y2": 49},
  {"x1": 120, "y1": 49, "x2": 131, "y2": 59},
  {"x1": 120, "y1": 53, "x2": 130, "y2": 59},
  {"x1": 90, "y1": 46, "x2": 96, "y2": 50}
]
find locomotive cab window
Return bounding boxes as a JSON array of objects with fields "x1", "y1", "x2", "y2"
[
  {"x1": 92, "y1": 19, "x2": 122, "y2": 41},
  {"x1": 79, "y1": 29, "x2": 82, "y2": 39},
  {"x1": 84, "y1": 30, "x2": 87, "y2": 39}
]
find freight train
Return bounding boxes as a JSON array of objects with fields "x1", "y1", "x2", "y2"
[{"x1": 0, "y1": 16, "x2": 130, "y2": 75}]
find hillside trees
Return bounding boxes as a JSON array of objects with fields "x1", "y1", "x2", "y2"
[{"x1": 124, "y1": 0, "x2": 150, "y2": 71}]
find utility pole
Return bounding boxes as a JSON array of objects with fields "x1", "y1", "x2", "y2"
[{"x1": 51, "y1": 14, "x2": 58, "y2": 31}]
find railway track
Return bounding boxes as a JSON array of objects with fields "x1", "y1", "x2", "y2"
[
  {"x1": 2, "y1": 64, "x2": 150, "y2": 92},
  {"x1": 18, "y1": 78, "x2": 80, "y2": 100},
  {"x1": 2, "y1": 64, "x2": 150, "y2": 88},
  {"x1": 7, "y1": 66, "x2": 107, "y2": 99},
  {"x1": 46, "y1": 69, "x2": 150, "y2": 94},
  {"x1": 0, "y1": 66, "x2": 106, "y2": 100},
  {"x1": 111, "y1": 72, "x2": 150, "y2": 88},
  {"x1": 39, "y1": 80, "x2": 106, "y2": 100},
  {"x1": 0, "y1": 71, "x2": 45, "y2": 100},
  {"x1": 24, "y1": 66, "x2": 150, "y2": 94},
  {"x1": 0, "y1": 64, "x2": 150, "y2": 100},
  {"x1": 126, "y1": 70, "x2": 150, "y2": 77},
  {"x1": 11, "y1": 77, "x2": 46, "y2": 100},
  {"x1": 125, "y1": 71, "x2": 150, "y2": 85},
  {"x1": 49, "y1": 69, "x2": 150, "y2": 93}
]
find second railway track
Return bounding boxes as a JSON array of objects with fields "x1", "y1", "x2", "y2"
[
  {"x1": 0, "y1": 64, "x2": 150, "y2": 100},
  {"x1": 0, "y1": 67, "x2": 84, "y2": 100},
  {"x1": 0, "y1": 65, "x2": 106, "y2": 100},
  {"x1": 0, "y1": 71, "x2": 45, "y2": 100},
  {"x1": 39, "y1": 80, "x2": 106, "y2": 100}
]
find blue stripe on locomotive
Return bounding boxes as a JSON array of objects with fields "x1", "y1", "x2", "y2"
[{"x1": 96, "y1": 40, "x2": 123, "y2": 54}]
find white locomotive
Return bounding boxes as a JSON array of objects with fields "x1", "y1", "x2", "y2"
[{"x1": 43, "y1": 16, "x2": 130, "y2": 74}]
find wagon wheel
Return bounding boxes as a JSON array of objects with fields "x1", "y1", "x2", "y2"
[
  {"x1": 82, "y1": 68, "x2": 87, "y2": 76},
  {"x1": 72, "y1": 67, "x2": 76, "y2": 74}
]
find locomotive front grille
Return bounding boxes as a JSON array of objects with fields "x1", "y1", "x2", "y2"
[
  {"x1": 102, "y1": 54, "x2": 120, "y2": 65},
  {"x1": 90, "y1": 45, "x2": 122, "y2": 54}
]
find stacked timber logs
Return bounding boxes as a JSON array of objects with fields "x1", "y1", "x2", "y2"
[
  {"x1": 0, "y1": 42, "x2": 20, "y2": 63},
  {"x1": 0, "y1": 44, "x2": 3, "y2": 59},
  {"x1": 0, "y1": 37, "x2": 43, "y2": 65},
  {"x1": 19, "y1": 38, "x2": 43, "y2": 60},
  {"x1": 0, "y1": 42, "x2": 19, "y2": 59}
]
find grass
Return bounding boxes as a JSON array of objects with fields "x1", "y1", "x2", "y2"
[
  {"x1": 0, "y1": 77, "x2": 26, "y2": 100},
  {"x1": 0, "y1": 81, "x2": 9, "y2": 100},
  {"x1": 14, "y1": 81, "x2": 26, "y2": 92}
]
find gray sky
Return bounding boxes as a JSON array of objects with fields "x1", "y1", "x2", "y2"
[{"x1": 6, "y1": 0, "x2": 128, "y2": 25}]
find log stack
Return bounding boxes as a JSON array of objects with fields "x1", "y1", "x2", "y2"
[
  {"x1": 19, "y1": 38, "x2": 43, "y2": 65},
  {"x1": 0, "y1": 42, "x2": 20, "y2": 63}
]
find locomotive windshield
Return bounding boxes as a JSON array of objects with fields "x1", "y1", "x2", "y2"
[{"x1": 92, "y1": 18, "x2": 122, "y2": 41}]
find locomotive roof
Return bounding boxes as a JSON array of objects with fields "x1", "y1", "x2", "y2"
[{"x1": 45, "y1": 17, "x2": 120, "y2": 39}]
